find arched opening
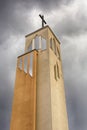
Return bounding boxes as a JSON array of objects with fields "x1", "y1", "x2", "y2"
[
  {"x1": 42, "y1": 37, "x2": 46, "y2": 50},
  {"x1": 29, "y1": 53, "x2": 33, "y2": 76},
  {"x1": 27, "y1": 41, "x2": 32, "y2": 52},
  {"x1": 57, "y1": 47, "x2": 60, "y2": 60},
  {"x1": 24, "y1": 55, "x2": 28, "y2": 73},
  {"x1": 50, "y1": 38, "x2": 53, "y2": 50},
  {"x1": 53, "y1": 39, "x2": 56, "y2": 55},
  {"x1": 18, "y1": 58, "x2": 22, "y2": 70},
  {"x1": 35, "y1": 36, "x2": 39, "y2": 50}
]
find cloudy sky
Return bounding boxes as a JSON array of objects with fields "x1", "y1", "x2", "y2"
[{"x1": 0, "y1": 0, "x2": 87, "y2": 130}]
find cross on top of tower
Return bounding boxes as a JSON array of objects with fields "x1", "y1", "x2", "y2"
[{"x1": 39, "y1": 14, "x2": 47, "y2": 28}]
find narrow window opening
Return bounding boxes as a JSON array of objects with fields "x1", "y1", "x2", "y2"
[
  {"x1": 18, "y1": 58, "x2": 22, "y2": 70},
  {"x1": 32, "y1": 39, "x2": 35, "y2": 50},
  {"x1": 57, "y1": 63, "x2": 60, "y2": 79},
  {"x1": 35, "y1": 36, "x2": 39, "y2": 50},
  {"x1": 28, "y1": 41, "x2": 32, "y2": 52},
  {"x1": 50, "y1": 38, "x2": 53, "y2": 50},
  {"x1": 57, "y1": 47, "x2": 60, "y2": 60},
  {"x1": 53, "y1": 39, "x2": 56, "y2": 54},
  {"x1": 54, "y1": 65, "x2": 56, "y2": 80},
  {"x1": 54, "y1": 62, "x2": 60, "y2": 81},
  {"x1": 24, "y1": 55, "x2": 28, "y2": 73},
  {"x1": 29, "y1": 53, "x2": 33, "y2": 76},
  {"x1": 39, "y1": 36, "x2": 42, "y2": 49},
  {"x1": 42, "y1": 37, "x2": 46, "y2": 50}
]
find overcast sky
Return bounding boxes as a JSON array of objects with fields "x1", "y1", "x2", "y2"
[{"x1": 0, "y1": 0, "x2": 87, "y2": 130}]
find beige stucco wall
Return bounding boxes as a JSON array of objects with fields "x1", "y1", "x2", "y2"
[
  {"x1": 36, "y1": 50, "x2": 52, "y2": 130},
  {"x1": 49, "y1": 48, "x2": 69, "y2": 130},
  {"x1": 47, "y1": 27, "x2": 68, "y2": 130},
  {"x1": 10, "y1": 51, "x2": 37, "y2": 130}
]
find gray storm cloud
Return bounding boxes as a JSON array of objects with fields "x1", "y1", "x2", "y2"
[{"x1": 0, "y1": 0, "x2": 87, "y2": 130}]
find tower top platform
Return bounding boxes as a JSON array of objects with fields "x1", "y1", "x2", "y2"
[{"x1": 25, "y1": 26, "x2": 60, "y2": 44}]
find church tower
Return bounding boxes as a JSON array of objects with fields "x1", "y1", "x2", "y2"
[{"x1": 10, "y1": 26, "x2": 69, "y2": 130}]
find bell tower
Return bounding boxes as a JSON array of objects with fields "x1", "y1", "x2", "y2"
[{"x1": 10, "y1": 26, "x2": 69, "y2": 130}]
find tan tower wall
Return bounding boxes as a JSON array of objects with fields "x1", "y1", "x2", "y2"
[
  {"x1": 49, "y1": 49, "x2": 68, "y2": 130},
  {"x1": 48, "y1": 29, "x2": 69, "y2": 130},
  {"x1": 36, "y1": 50, "x2": 52, "y2": 130},
  {"x1": 10, "y1": 50, "x2": 37, "y2": 130}
]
